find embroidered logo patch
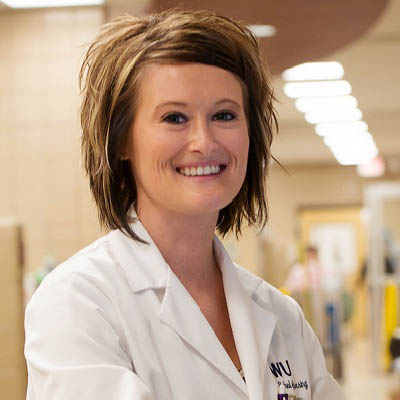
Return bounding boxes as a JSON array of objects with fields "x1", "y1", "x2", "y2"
[
  {"x1": 270, "y1": 360, "x2": 292, "y2": 377},
  {"x1": 277, "y1": 379, "x2": 309, "y2": 391}
]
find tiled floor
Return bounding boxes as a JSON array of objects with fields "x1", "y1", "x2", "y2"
[{"x1": 342, "y1": 338, "x2": 399, "y2": 400}]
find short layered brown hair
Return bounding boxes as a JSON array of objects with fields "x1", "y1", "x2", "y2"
[{"x1": 79, "y1": 9, "x2": 277, "y2": 242}]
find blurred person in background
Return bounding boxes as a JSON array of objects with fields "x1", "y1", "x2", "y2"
[
  {"x1": 24, "y1": 9, "x2": 344, "y2": 400},
  {"x1": 283, "y1": 246, "x2": 325, "y2": 340}
]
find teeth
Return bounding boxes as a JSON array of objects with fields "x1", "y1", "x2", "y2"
[{"x1": 178, "y1": 165, "x2": 223, "y2": 177}]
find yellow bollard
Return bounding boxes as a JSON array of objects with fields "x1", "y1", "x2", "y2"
[
  {"x1": 279, "y1": 286, "x2": 291, "y2": 296},
  {"x1": 384, "y1": 280, "x2": 398, "y2": 370}
]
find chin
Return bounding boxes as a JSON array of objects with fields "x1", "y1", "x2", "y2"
[{"x1": 182, "y1": 197, "x2": 234, "y2": 216}]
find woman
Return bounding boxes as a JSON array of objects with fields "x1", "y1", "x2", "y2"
[{"x1": 24, "y1": 9, "x2": 344, "y2": 400}]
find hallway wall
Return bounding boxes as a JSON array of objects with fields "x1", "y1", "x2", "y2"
[
  {"x1": 0, "y1": 7, "x2": 104, "y2": 273},
  {"x1": 268, "y1": 165, "x2": 399, "y2": 285}
]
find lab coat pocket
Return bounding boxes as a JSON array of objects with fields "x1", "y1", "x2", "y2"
[{"x1": 266, "y1": 359, "x2": 311, "y2": 400}]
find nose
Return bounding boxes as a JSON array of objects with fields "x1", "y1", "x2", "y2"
[{"x1": 188, "y1": 118, "x2": 218, "y2": 156}]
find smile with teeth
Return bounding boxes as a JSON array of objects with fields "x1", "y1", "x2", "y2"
[{"x1": 177, "y1": 165, "x2": 225, "y2": 177}]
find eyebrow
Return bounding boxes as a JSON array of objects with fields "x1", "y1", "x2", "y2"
[
  {"x1": 153, "y1": 98, "x2": 242, "y2": 116},
  {"x1": 154, "y1": 101, "x2": 187, "y2": 111},
  {"x1": 214, "y1": 98, "x2": 242, "y2": 108}
]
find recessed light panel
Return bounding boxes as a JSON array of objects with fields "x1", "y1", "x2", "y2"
[
  {"x1": 324, "y1": 132, "x2": 379, "y2": 165},
  {"x1": 315, "y1": 121, "x2": 368, "y2": 136},
  {"x1": 283, "y1": 60, "x2": 378, "y2": 167},
  {"x1": 1, "y1": 0, "x2": 104, "y2": 8},
  {"x1": 247, "y1": 24, "x2": 276, "y2": 38},
  {"x1": 284, "y1": 80, "x2": 352, "y2": 98},
  {"x1": 295, "y1": 96, "x2": 358, "y2": 113},
  {"x1": 305, "y1": 108, "x2": 362, "y2": 124},
  {"x1": 282, "y1": 62, "x2": 344, "y2": 81}
]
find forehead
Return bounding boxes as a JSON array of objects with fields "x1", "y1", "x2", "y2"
[{"x1": 136, "y1": 62, "x2": 246, "y2": 106}]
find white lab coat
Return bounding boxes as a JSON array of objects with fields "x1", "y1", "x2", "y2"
[{"x1": 24, "y1": 218, "x2": 344, "y2": 400}]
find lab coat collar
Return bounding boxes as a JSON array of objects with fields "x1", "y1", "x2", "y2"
[
  {"x1": 109, "y1": 217, "x2": 277, "y2": 399},
  {"x1": 214, "y1": 237, "x2": 277, "y2": 400},
  {"x1": 109, "y1": 215, "x2": 169, "y2": 293},
  {"x1": 159, "y1": 264, "x2": 248, "y2": 395}
]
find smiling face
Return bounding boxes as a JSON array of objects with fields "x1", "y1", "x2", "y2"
[{"x1": 126, "y1": 63, "x2": 249, "y2": 222}]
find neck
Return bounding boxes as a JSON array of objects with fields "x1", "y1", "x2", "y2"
[{"x1": 136, "y1": 204, "x2": 220, "y2": 287}]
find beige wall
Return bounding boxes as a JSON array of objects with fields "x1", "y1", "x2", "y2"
[
  {"x1": 0, "y1": 5, "x2": 399, "y2": 290},
  {"x1": 267, "y1": 166, "x2": 400, "y2": 286},
  {"x1": 0, "y1": 221, "x2": 26, "y2": 400},
  {"x1": 0, "y1": 7, "x2": 104, "y2": 274},
  {"x1": 223, "y1": 164, "x2": 400, "y2": 288}
]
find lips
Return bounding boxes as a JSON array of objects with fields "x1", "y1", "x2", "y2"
[{"x1": 176, "y1": 164, "x2": 226, "y2": 177}]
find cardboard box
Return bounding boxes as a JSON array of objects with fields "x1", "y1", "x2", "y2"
[
  {"x1": 0, "y1": 220, "x2": 27, "y2": 399},
  {"x1": 0, "y1": 218, "x2": 23, "y2": 283}
]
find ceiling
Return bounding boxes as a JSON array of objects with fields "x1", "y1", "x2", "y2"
[
  {"x1": 270, "y1": 0, "x2": 400, "y2": 168},
  {"x1": 1, "y1": 0, "x2": 399, "y2": 169},
  {"x1": 146, "y1": 0, "x2": 400, "y2": 168}
]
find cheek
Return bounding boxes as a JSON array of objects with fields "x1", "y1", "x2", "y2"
[
  {"x1": 237, "y1": 131, "x2": 250, "y2": 183},
  {"x1": 131, "y1": 132, "x2": 179, "y2": 177},
  {"x1": 231, "y1": 128, "x2": 250, "y2": 164}
]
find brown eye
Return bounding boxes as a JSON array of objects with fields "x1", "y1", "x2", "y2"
[{"x1": 162, "y1": 112, "x2": 187, "y2": 124}]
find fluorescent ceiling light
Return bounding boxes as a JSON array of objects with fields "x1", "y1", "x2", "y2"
[
  {"x1": 332, "y1": 144, "x2": 379, "y2": 165},
  {"x1": 282, "y1": 61, "x2": 380, "y2": 166},
  {"x1": 247, "y1": 24, "x2": 276, "y2": 38},
  {"x1": 323, "y1": 132, "x2": 375, "y2": 148},
  {"x1": 324, "y1": 132, "x2": 378, "y2": 165},
  {"x1": 305, "y1": 108, "x2": 362, "y2": 124},
  {"x1": 282, "y1": 62, "x2": 344, "y2": 81},
  {"x1": 315, "y1": 121, "x2": 368, "y2": 136},
  {"x1": 295, "y1": 96, "x2": 358, "y2": 113},
  {"x1": 1, "y1": 0, "x2": 104, "y2": 8},
  {"x1": 284, "y1": 80, "x2": 351, "y2": 98},
  {"x1": 335, "y1": 150, "x2": 379, "y2": 165}
]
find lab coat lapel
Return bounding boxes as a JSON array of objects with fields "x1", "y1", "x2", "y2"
[
  {"x1": 159, "y1": 266, "x2": 248, "y2": 396},
  {"x1": 214, "y1": 237, "x2": 277, "y2": 400},
  {"x1": 110, "y1": 217, "x2": 247, "y2": 395}
]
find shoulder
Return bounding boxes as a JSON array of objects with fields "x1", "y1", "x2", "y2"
[
  {"x1": 234, "y1": 263, "x2": 304, "y2": 328},
  {"x1": 25, "y1": 231, "x2": 137, "y2": 353},
  {"x1": 27, "y1": 231, "x2": 129, "y2": 314}
]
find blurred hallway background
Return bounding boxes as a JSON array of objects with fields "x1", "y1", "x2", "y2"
[{"x1": 0, "y1": 0, "x2": 399, "y2": 398}]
